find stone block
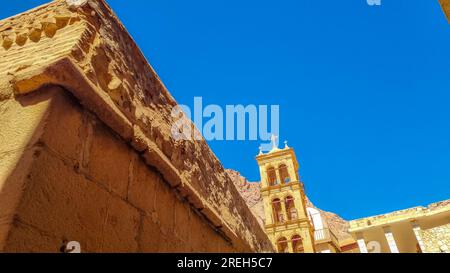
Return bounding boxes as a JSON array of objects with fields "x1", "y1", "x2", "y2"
[
  {"x1": 127, "y1": 156, "x2": 159, "y2": 213},
  {"x1": 0, "y1": 90, "x2": 52, "y2": 155},
  {"x1": 0, "y1": 89, "x2": 56, "y2": 223},
  {"x1": 138, "y1": 216, "x2": 161, "y2": 252},
  {"x1": 13, "y1": 149, "x2": 110, "y2": 252},
  {"x1": 0, "y1": 219, "x2": 11, "y2": 251},
  {"x1": 139, "y1": 215, "x2": 190, "y2": 253},
  {"x1": 153, "y1": 178, "x2": 175, "y2": 236},
  {"x1": 101, "y1": 196, "x2": 140, "y2": 253},
  {"x1": 3, "y1": 221, "x2": 61, "y2": 253},
  {"x1": 0, "y1": 81, "x2": 13, "y2": 101},
  {"x1": 162, "y1": 236, "x2": 190, "y2": 253},
  {"x1": 87, "y1": 120, "x2": 131, "y2": 199},
  {"x1": 0, "y1": 151, "x2": 35, "y2": 221},
  {"x1": 40, "y1": 87, "x2": 84, "y2": 162},
  {"x1": 174, "y1": 199, "x2": 191, "y2": 241},
  {"x1": 218, "y1": 242, "x2": 236, "y2": 253},
  {"x1": 189, "y1": 211, "x2": 217, "y2": 252}
]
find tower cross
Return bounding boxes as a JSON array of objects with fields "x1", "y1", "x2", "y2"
[{"x1": 271, "y1": 134, "x2": 278, "y2": 150}]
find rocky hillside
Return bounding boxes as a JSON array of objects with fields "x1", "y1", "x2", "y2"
[
  {"x1": 226, "y1": 169, "x2": 265, "y2": 227},
  {"x1": 226, "y1": 169, "x2": 353, "y2": 241}
]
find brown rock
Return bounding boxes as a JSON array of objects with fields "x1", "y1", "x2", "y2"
[{"x1": 225, "y1": 169, "x2": 265, "y2": 227}]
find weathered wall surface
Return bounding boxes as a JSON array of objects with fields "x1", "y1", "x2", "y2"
[
  {"x1": 420, "y1": 223, "x2": 450, "y2": 253},
  {"x1": 0, "y1": 0, "x2": 273, "y2": 252},
  {"x1": 0, "y1": 88, "x2": 56, "y2": 250},
  {"x1": 1, "y1": 86, "x2": 237, "y2": 252},
  {"x1": 440, "y1": 0, "x2": 450, "y2": 22}
]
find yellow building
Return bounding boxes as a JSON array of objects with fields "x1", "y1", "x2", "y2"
[
  {"x1": 256, "y1": 139, "x2": 449, "y2": 253},
  {"x1": 349, "y1": 201, "x2": 450, "y2": 253},
  {"x1": 256, "y1": 137, "x2": 346, "y2": 253},
  {"x1": 256, "y1": 138, "x2": 315, "y2": 253}
]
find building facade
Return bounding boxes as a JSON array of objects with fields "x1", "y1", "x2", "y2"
[
  {"x1": 256, "y1": 140, "x2": 315, "y2": 253},
  {"x1": 349, "y1": 201, "x2": 450, "y2": 253},
  {"x1": 256, "y1": 139, "x2": 345, "y2": 253},
  {"x1": 256, "y1": 139, "x2": 449, "y2": 254}
]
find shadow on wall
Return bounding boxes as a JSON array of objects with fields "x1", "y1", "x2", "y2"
[
  {"x1": 0, "y1": 88, "x2": 57, "y2": 251},
  {"x1": 0, "y1": 86, "x2": 250, "y2": 253}
]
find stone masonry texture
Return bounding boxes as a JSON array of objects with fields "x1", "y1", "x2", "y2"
[
  {"x1": 420, "y1": 224, "x2": 450, "y2": 253},
  {"x1": 0, "y1": 0, "x2": 273, "y2": 253}
]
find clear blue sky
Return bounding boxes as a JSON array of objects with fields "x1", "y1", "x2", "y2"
[{"x1": 3, "y1": 1, "x2": 450, "y2": 220}]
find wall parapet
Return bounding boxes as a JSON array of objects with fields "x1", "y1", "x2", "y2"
[
  {"x1": 349, "y1": 201, "x2": 450, "y2": 232},
  {"x1": 440, "y1": 0, "x2": 450, "y2": 22}
]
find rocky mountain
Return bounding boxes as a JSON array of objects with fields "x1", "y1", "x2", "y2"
[{"x1": 225, "y1": 169, "x2": 266, "y2": 227}]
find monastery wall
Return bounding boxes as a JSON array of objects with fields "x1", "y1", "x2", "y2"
[
  {"x1": 1, "y1": 87, "x2": 239, "y2": 252},
  {"x1": 440, "y1": 0, "x2": 450, "y2": 22},
  {"x1": 0, "y1": 0, "x2": 273, "y2": 253}
]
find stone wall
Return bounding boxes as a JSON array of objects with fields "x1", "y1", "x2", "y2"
[
  {"x1": 1, "y1": 86, "x2": 237, "y2": 252},
  {"x1": 420, "y1": 223, "x2": 450, "y2": 253},
  {"x1": 440, "y1": 0, "x2": 450, "y2": 22},
  {"x1": 0, "y1": 0, "x2": 273, "y2": 253}
]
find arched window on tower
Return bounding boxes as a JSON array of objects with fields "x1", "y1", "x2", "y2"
[
  {"x1": 285, "y1": 196, "x2": 298, "y2": 220},
  {"x1": 267, "y1": 166, "x2": 277, "y2": 186},
  {"x1": 279, "y1": 164, "x2": 291, "y2": 184},
  {"x1": 292, "y1": 235, "x2": 304, "y2": 253},
  {"x1": 277, "y1": 237, "x2": 289, "y2": 253},
  {"x1": 272, "y1": 198, "x2": 284, "y2": 223}
]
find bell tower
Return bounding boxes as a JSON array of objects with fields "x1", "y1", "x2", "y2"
[{"x1": 256, "y1": 137, "x2": 315, "y2": 253}]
